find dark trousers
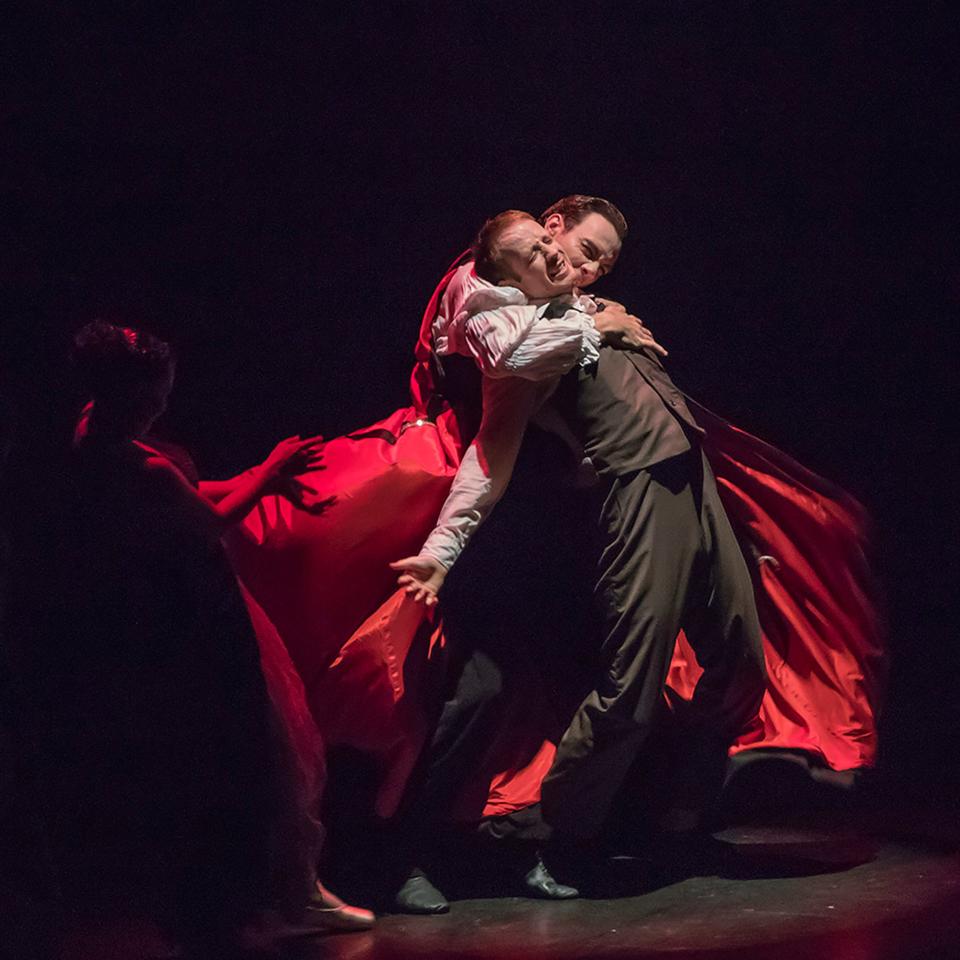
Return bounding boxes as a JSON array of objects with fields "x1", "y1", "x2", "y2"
[
  {"x1": 392, "y1": 429, "x2": 593, "y2": 852},
  {"x1": 540, "y1": 449, "x2": 766, "y2": 840}
]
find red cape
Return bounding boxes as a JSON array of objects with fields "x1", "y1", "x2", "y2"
[{"x1": 228, "y1": 263, "x2": 885, "y2": 818}]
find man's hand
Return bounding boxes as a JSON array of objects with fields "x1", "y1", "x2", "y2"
[
  {"x1": 389, "y1": 555, "x2": 448, "y2": 606},
  {"x1": 593, "y1": 299, "x2": 668, "y2": 358}
]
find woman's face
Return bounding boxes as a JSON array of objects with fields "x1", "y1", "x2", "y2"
[{"x1": 496, "y1": 219, "x2": 576, "y2": 300}]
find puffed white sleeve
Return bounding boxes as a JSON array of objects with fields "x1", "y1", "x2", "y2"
[
  {"x1": 449, "y1": 287, "x2": 601, "y2": 382},
  {"x1": 419, "y1": 376, "x2": 550, "y2": 570}
]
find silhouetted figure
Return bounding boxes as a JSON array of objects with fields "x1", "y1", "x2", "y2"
[{"x1": 30, "y1": 321, "x2": 367, "y2": 952}]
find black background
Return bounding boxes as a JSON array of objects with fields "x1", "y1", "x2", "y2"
[{"x1": 3, "y1": 1, "x2": 957, "y2": 783}]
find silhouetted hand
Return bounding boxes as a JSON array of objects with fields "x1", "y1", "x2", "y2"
[
  {"x1": 279, "y1": 476, "x2": 337, "y2": 516},
  {"x1": 261, "y1": 435, "x2": 326, "y2": 485}
]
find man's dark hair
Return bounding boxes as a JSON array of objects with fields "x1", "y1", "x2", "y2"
[
  {"x1": 72, "y1": 320, "x2": 174, "y2": 402},
  {"x1": 472, "y1": 209, "x2": 536, "y2": 285},
  {"x1": 539, "y1": 195, "x2": 628, "y2": 241}
]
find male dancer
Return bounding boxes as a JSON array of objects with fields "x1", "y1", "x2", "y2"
[
  {"x1": 385, "y1": 201, "x2": 662, "y2": 912},
  {"x1": 394, "y1": 197, "x2": 765, "y2": 905}
]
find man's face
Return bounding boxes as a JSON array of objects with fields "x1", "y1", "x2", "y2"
[
  {"x1": 497, "y1": 219, "x2": 576, "y2": 300},
  {"x1": 544, "y1": 211, "x2": 621, "y2": 288}
]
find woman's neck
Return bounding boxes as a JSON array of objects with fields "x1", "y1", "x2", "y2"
[{"x1": 84, "y1": 416, "x2": 143, "y2": 444}]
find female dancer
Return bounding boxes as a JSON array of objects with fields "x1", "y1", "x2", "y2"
[{"x1": 39, "y1": 321, "x2": 371, "y2": 951}]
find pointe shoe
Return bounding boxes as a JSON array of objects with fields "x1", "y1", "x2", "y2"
[
  {"x1": 302, "y1": 881, "x2": 376, "y2": 932},
  {"x1": 313, "y1": 881, "x2": 349, "y2": 909},
  {"x1": 393, "y1": 867, "x2": 450, "y2": 914}
]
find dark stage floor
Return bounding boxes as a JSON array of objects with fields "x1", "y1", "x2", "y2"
[
  {"x1": 299, "y1": 819, "x2": 960, "y2": 960},
  {"x1": 19, "y1": 796, "x2": 959, "y2": 960}
]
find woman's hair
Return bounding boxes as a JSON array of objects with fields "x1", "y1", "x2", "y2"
[
  {"x1": 72, "y1": 320, "x2": 174, "y2": 402},
  {"x1": 472, "y1": 209, "x2": 536, "y2": 284}
]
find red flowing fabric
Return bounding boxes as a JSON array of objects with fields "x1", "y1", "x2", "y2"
[
  {"x1": 229, "y1": 266, "x2": 885, "y2": 819},
  {"x1": 228, "y1": 260, "x2": 467, "y2": 817},
  {"x1": 239, "y1": 583, "x2": 326, "y2": 833},
  {"x1": 667, "y1": 401, "x2": 885, "y2": 770}
]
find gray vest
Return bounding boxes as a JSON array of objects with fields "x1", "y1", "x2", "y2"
[{"x1": 559, "y1": 349, "x2": 705, "y2": 478}]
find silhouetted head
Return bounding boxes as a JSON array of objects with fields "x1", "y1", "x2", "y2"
[{"x1": 72, "y1": 321, "x2": 175, "y2": 439}]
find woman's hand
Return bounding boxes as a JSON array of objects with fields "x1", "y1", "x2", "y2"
[
  {"x1": 260, "y1": 435, "x2": 326, "y2": 485},
  {"x1": 389, "y1": 555, "x2": 448, "y2": 606}
]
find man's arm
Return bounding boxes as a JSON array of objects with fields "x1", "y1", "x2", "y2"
[
  {"x1": 460, "y1": 302, "x2": 601, "y2": 381},
  {"x1": 436, "y1": 263, "x2": 663, "y2": 382},
  {"x1": 440, "y1": 283, "x2": 597, "y2": 381},
  {"x1": 458, "y1": 296, "x2": 666, "y2": 382},
  {"x1": 391, "y1": 376, "x2": 549, "y2": 602}
]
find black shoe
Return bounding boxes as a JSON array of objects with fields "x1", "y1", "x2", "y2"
[
  {"x1": 393, "y1": 867, "x2": 450, "y2": 915},
  {"x1": 521, "y1": 852, "x2": 579, "y2": 900}
]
